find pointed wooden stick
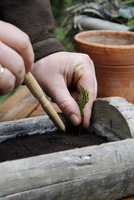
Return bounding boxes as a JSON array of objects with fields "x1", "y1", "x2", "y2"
[{"x1": 24, "y1": 72, "x2": 65, "y2": 132}]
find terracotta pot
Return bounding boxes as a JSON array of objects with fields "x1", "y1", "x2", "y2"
[{"x1": 74, "y1": 30, "x2": 134, "y2": 103}]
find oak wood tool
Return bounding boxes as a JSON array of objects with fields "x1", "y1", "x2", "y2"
[{"x1": 24, "y1": 72, "x2": 65, "y2": 132}]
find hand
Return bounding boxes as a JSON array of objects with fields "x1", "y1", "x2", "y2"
[
  {"x1": 0, "y1": 21, "x2": 34, "y2": 95},
  {"x1": 32, "y1": 52, "x2": 97, "y2": 128}
]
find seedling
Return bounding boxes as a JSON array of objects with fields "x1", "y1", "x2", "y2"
[{"x1": 77, "y1": 82, "x2": 89, "y2": 135}]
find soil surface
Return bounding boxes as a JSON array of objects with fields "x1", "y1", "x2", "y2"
[
  {"x1": 0, "y1": 126, "x2": 108, "y2": 162},
  {"x1": 83, "y1": 35, "x2": 134, "y2": 45}
]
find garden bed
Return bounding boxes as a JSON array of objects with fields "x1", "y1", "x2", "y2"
[
  {"x1": 0, "y1": 97, "x2": 134, "y2": 200},
  {"x1": 0, "y1": 125, "x2": 107, "y2": 162}
]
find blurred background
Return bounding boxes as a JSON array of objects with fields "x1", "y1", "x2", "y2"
[
  {"x1": 50, "y1": 0, "x2": 76, "y2": 51},
  {"x1": 50, "y1": 0, "x2": 134, "y2": 51}
]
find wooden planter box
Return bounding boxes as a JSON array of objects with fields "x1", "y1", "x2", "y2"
[{"x1": 0, "y1": 97, "x2": 134, "y2": 200}]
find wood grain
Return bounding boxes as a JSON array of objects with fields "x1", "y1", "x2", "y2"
[
  {"x1": 0, "y1": 86, "x2": 39, "y2": 122},
  {"x1": 29, "y1": 103, "x2": 61, "y2": 117},
  {"x1": 90, "y1": 97, "x2": 134, "y2": 141}
]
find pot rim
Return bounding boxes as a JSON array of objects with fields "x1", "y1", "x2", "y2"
[{"x1": 74, "y1": 30, "x2": 134, "y2": 50}]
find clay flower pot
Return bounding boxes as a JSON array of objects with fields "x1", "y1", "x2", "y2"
[{"x1": 74, "y1": 30, "x2": 134, "y2": 103}]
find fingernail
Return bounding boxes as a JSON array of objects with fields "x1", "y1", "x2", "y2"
[
  {"x1": 69, "y1": 114, "x2": 80, "y2": 126},
  {"x1": 86, "y1": 121, "x2": 90, "y2": 128}
]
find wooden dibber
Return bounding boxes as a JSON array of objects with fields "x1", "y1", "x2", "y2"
[{"x1": 24, "y1": 72, "x2": 65, "y2": 132}]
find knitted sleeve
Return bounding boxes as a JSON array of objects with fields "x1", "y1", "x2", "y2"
[{"x1": 0, "y1": 0, "x2": 66, "y2": 61}]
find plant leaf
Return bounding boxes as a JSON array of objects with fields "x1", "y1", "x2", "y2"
[
  {"x1": 119, "y1": 5, "x2": 134, "y2": 19},
  {"x1": 77, "y1": 83, "x2": 89, "y2": 135},
  {"x1": 125, "y1": 0, "x2": 134, "y2": 5},
  {"x1": 127, "y1": 17, "x2": 134, "y2": 26},
  {"x1": 83, "y1": 8, "x2": 105, "y2": 18},
  {"x1": 128, "y1": 24, "x2": 134, "y2": 30}
]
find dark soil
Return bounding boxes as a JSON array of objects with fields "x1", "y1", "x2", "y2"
[{"x1": 0, "y1": 126, "x2": 108, "y2": 162}]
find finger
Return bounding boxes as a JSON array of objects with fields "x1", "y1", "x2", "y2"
[
  {"x1": 0, "y1": 67, "x2": 16, "y2": 95},
  {"x1": 74, "y1": 56, "x2": 97, "y2": 128},
  {"x1": 0, "y1": 41, "x2": 25, "y2": 88},
  {"x1": 0, "y1": 21, "x2": 34, "y2": 71},
  {"x1": 47, "y1": 77, "x2": 82, "y2": 126}
]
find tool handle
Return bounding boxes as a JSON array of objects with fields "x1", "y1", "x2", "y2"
[{"x1": 24, "y1": 72, "x2": 65, "y2": 132}]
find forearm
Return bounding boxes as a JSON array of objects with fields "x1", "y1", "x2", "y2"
[{"x1": 0, "y1": 0, "x2": 65, "y2": 61}]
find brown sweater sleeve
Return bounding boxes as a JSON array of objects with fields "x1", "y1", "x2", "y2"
[{"x1": 0, "y1": 0, "x2": 66, "y2": 61}]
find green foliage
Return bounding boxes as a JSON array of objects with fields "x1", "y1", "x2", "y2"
[
  {"x1": 64, "y1": 0, "x2": 134, "y2": 26},
  {"x1": 0, "y1": 86, "x2": 22, "y2": 105},
  {"x1": 125, "y1": 0, "x2": 134, "y2": 4},
  {"x1": 51, "y1": 0, "x2": 134, "y2": 50},
  {"x1": 0, "y1": 93, "x2": 13, "y2": 105},
  {"x1": 77, "y1": 83, "x2": 89, "y2": 135},
  {"x1": 58, "y1": 0, "x2": 134, "y2": 50},
  {"x1": 50, "y1": 0, "x2": 74, "y2": 25},
  {"x1": 50, "y1": 0, "x2": 76, "y2": 51}
]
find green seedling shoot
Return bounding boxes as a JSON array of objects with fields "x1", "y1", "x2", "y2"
[{"x1": 77, "y1": 82, "x2": 89, "y2": 135}]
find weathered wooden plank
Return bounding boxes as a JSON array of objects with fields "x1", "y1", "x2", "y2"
[
  {"x1": 0, "y1": 115, "x2": 57, "y2": 142},
  {"x1": 0, "y1": 86, "x2": 39, "y2": 122},
  {"x1": 0, "y1": 138, "x2": 134, "y2": 200},
  {"x1": 28, "y1": 104, "x2": 45, "y2": 117},
  {"x1": 29, "y1": 103, "x2": 61, "y2": 117},
  {"x1": 0, "y1": 96, "x2": 134, "y2": 142}
]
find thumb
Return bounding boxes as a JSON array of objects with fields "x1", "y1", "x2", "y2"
[{"x1": 51, "y1": 81, "x2": 81, "y2": 126}]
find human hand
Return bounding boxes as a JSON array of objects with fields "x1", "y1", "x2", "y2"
[
  {"x1": 0, "y1": 21, "x2": 34, "y2": 95},
  {"x1": 32, "y1": 52, "x2": 97, "y2": 128}
]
